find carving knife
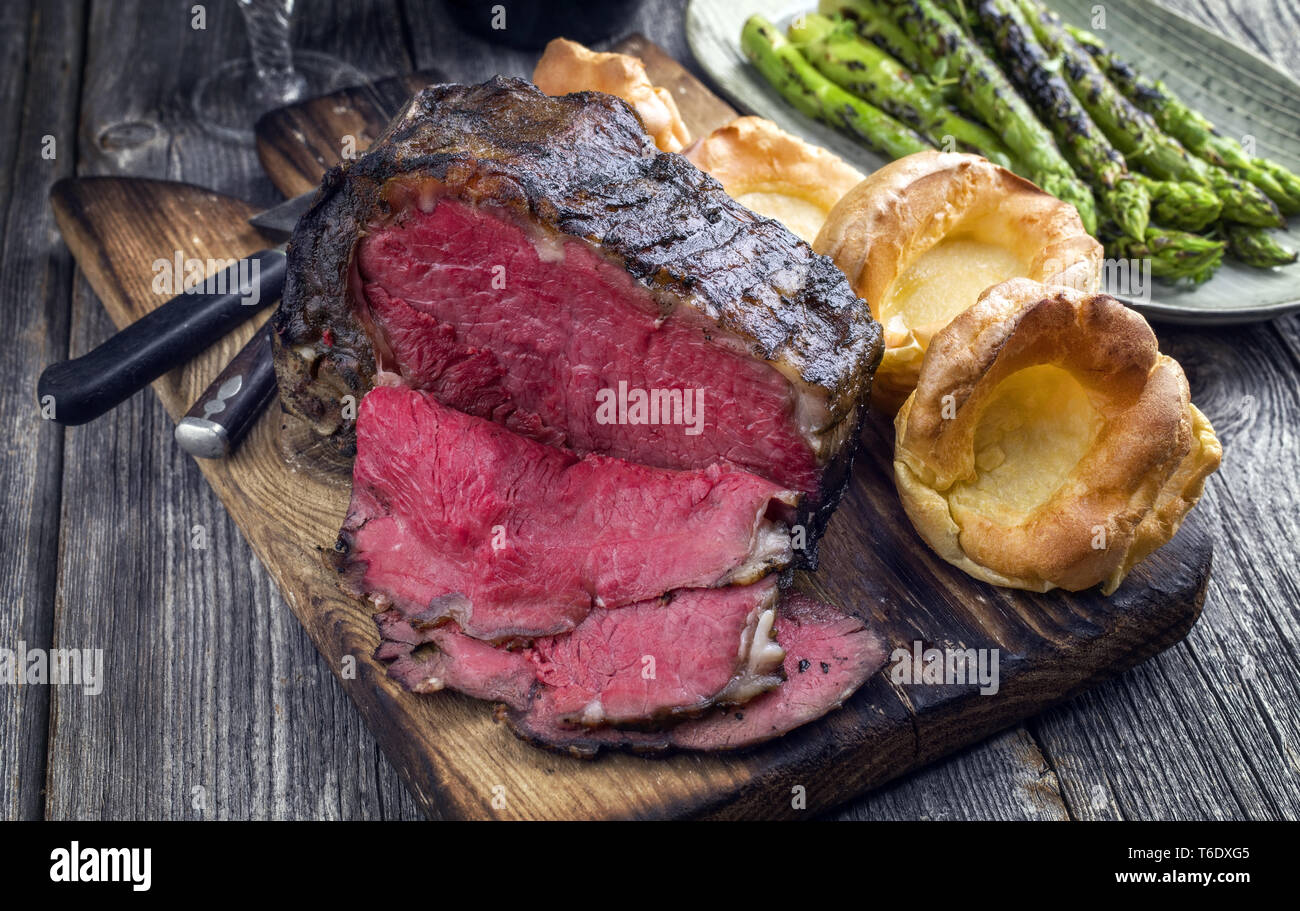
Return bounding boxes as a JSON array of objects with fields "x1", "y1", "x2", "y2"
[
  {"x1": 171, "y1": 191, "x2": 316, "y2": 458},
  {"x1": 37, "y1": 189, "x2": 313, "y2": 426}
]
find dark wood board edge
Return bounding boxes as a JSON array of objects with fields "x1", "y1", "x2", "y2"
[
  {"x1": 254, "y1": 70, "x2": 447, "y2": 199},
  {"x1": 698, "y1": 515, "x2": 1212, "y2": 819}
]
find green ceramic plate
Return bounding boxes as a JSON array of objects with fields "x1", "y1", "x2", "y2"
[{"x1": 685, "y1": 0, "x2": 1300, "y2": 324}]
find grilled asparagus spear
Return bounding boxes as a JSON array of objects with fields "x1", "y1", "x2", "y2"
[
  {"x1": 1253, "y1": 159, "x2": 1300, "y2": 213},
  {"x1": 1014, "y1": 0, "x2": 1283, "y2": 228},
  {"x1": 791, "y1": 14, "x2": 1018, "y2": 170},
  {"x1": 972, "y1": 0, "x2": 1146, "y2": 239},
  {"x1": 939, "y1": 0, "x2": 981, "y2": 33},
  {"x1": 1224, "y1": 225, "x2": 1298, "y2": 268},
  {"x1": 819, "y1": 0, "x2": 929, "y2": 74},
  {"x1": 741, "y1": 15, "x2": 932, "y2": 160},
  {"x1": 1108, "y1": 226, "x2": 1226, "y2": 285},
  {"x1": 1135, "y1": 174, "x2": 1223, "y2": 232},
  {"x1": 1068, "y1": 23, "x2": 1300, "y2": 215},
  {"x1": 1201, "y1": 167, "x2": 1286, "y2": 227},
  {"x1": 880, "y1": 0, "x2": 1097, "y2": 231}
]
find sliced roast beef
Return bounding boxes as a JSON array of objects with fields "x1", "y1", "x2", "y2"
[
  {"x1": 669, "y1": 594, "x2": 885, "y2": 750},
  {"x1": 528, "y1": 577, "x2": 785, "y2": 727},
  {"x1": 273, "y1": 76, "x2": 882, "y2": 561},
  {"x1": 338, "y1": 384, "x2": 795, "y2": 641},
  {"x1": 374, "y1": 608, "x2": 534, "y2": 708},
  {"x1": 376, "y1": 578, "x2": 787, "y2": 729},
  {"x1": 503, "y1": 593, "x2": 888, "y2": 757}
]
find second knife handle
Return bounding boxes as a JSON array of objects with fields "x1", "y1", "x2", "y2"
[
  {"x1": 36, "y1": 248, "x2": 286, "y2": 425},
  {"x1": 174, "y1": 325, "x2": 278, "y2": 459}
]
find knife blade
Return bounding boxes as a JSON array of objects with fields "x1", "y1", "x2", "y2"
[
  {"x1": 36, "y1": 190, "x2": 312, "y2": 425},
  {"x1": 248, "y1": 190, "x2": 314, "y2": 237}
]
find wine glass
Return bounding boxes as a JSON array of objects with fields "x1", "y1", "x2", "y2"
[{"x1": 192, "y1": 0, "x2": 366, "y2": 142}]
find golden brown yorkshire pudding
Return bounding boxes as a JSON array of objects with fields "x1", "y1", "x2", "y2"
[
  {"x1": 816, "y1": 151, "x2": 1102, "y2": 411},
  {"x1": 894, "y1": 278, "x2": 1221, "y2": 595},
  {"x1": 684, "y1": 116, "x2": 865, "y2": 244},
  {"x1": 533, "y1": 38, "x2": 691, "y2": 153}
]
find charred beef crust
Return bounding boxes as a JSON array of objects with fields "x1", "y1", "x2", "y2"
[{"x1": 273, "y1": 77, "x2": 881, "y2": 556}]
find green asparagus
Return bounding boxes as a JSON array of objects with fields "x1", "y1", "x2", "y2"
[
  {"x1": 1014, "y1": 0, "x2": 1283, "y2": 228},
  {"x1": 1254, "y1": 159, "x2": 1300, "y2": 212},
  {"x1": 741, "y1": 16, "x2": 933, "y2": 161},
  {"x1": 1224, "y1": 224, "x2": 1298, "y2": 268},
  {"x1": 1108, "y1": 226, "x2": 1225, "y2": 285},
  {"x1": 1011, "y1": 1, "x2": 1198, "y2": 181},
  {"x1": 1069, "y1": 23, "x2": 1300, "y2": 215},
  {"x1": 936, "y1": 0, "x2": 977, "y2": 30},
  {"x1": 1134, "y1": 174, "x2": 1222, "y2": 232},
  {"x1": 820, "y1": 0, "x2": 930, "y2": 75},
  {"x1": 790, "y1": 14, "x2": 1018, "y2": 171},
  {"x1": 972, "y1": 0, "x2": 1146, "y2": 239},
  {"x1": 879, "y1": 0, "x2": 1098, "y2": 232},
  {"x1": 1203, "y1": 166, "x2": 1284, "y2": 227}
]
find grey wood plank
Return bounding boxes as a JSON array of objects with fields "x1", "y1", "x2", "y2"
[
  {"x1": 43, "y1": 0, "x2": 422, "y2": 820},
  {"x1": 1269, "y1": 314, "x2": 1300, "y2": 365},
  {"x1": 1014, "y1": 0, "x2": 1300, "y2": 823},
  {"x1": 0, "y1": 0, "x2": 84, "y2": 822},
  {"x1": 833, "y1": 728, "x2": 1071, "y2": 821}
]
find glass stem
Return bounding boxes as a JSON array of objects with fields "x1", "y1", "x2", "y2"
[{"x1": 237, "y1": 0, "x2": 307, "y2": 104}]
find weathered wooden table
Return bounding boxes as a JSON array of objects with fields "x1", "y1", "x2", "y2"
[{"x1": 1, "y1": 0, "x2": 1297, "y2": 821}]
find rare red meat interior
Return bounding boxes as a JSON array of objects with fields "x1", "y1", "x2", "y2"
[
  {"x1": 348, "y1": 384, "x2": 887, "y2": 754},
  {"x1": 511, "y1": 592, "x2": 887, "y2": 756},
  {"x1": 339, "y1": 385, "x2": 796, "y2": 641},
  {"x1": 273, "y1": 76, "x2": 883, "y2": 560}
]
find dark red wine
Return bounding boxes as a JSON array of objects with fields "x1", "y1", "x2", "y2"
[{"x1": 441, "y1": 0, "x2": 645, "y2": 50}]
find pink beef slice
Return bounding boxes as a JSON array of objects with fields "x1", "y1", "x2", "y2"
[
  {"x1": 272, "y1": 78, "x2": 883, "y2": 565},
  {"x1": 503, "y1": 592, "x2": 889, "y2": 757},
  {"x1": 374, "y1": 577, "x2": 785, "y2": 728},
  {"x1": 527, "y1": 577, "x2": 784, "y2": 727},
  {"x1": 669, "y1": 594, "x2": 886, "y2": 750},
  {"x1": 374, "y1": 608, "x2": 534, "y2": 708},
  {"x1": 337, "y1": 384, "x2": 797, "y2": 642}
]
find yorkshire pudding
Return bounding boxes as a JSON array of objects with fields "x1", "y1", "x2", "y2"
[
  {"x1": 533, "y1": 38, "x2": 691, "y2": 152},
  {"x1": 816, "y1": 151, "x2": 1102, "y2": 411},
  {"x1": 684, "y1": 116, "x2": 865, "y2": 244},
  {"x1": 894, "y1": 278, "x2": 1221, "y2": 595}
]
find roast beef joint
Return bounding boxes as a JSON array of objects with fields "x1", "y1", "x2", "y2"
[{"x1": 273, "y1": 77, "x2": 888, "y2": 755}]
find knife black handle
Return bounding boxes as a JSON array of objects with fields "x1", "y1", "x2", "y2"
[
  {"x1": 174, "y1": 324, "x2": 278, "y2": 458},
  {"x1": 37, "y1": 248, "x2": 287, "y2": 425}
]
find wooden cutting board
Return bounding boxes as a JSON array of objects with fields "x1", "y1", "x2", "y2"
[{"x1": 48, "y1": 37, "x2": 1212, "y2": 820}]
